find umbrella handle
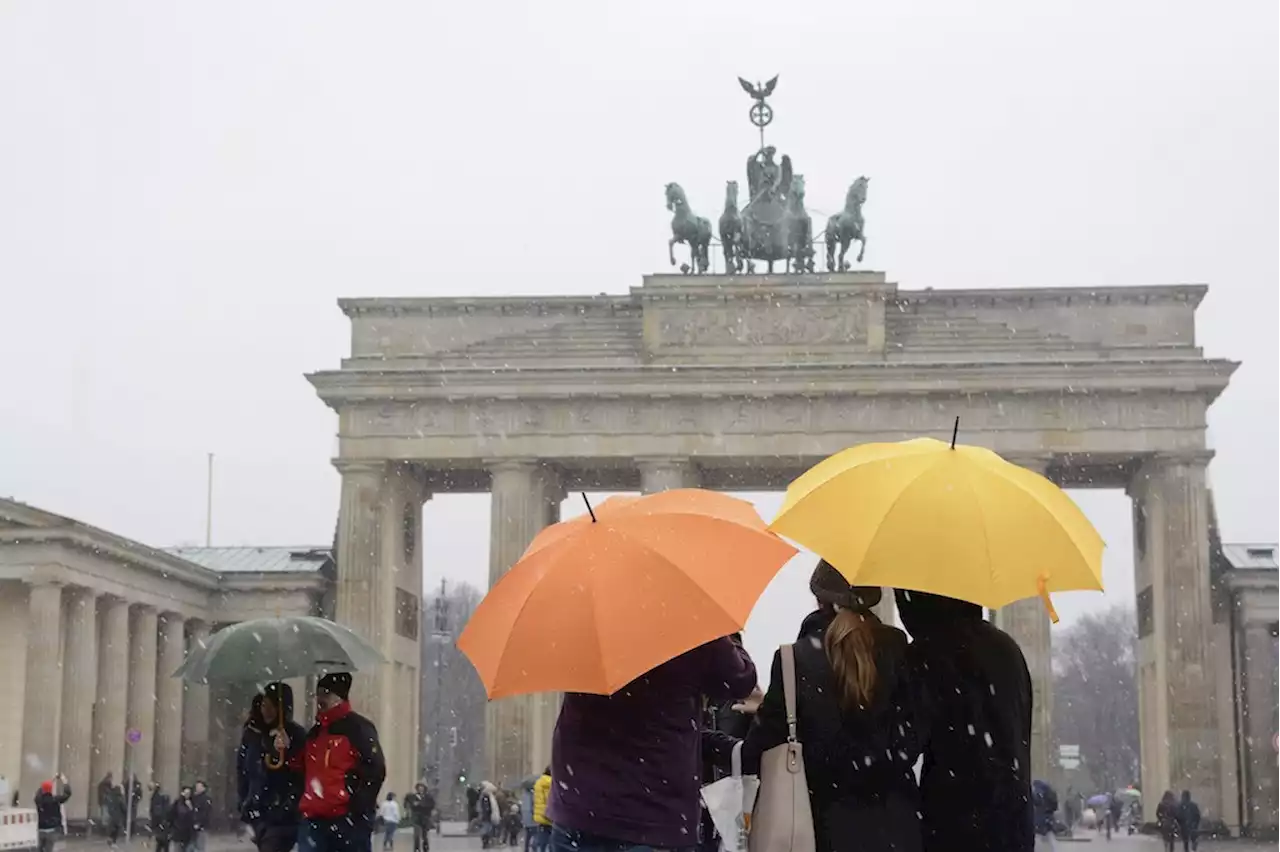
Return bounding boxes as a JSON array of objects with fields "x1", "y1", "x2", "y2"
[{"x1": 264, "y1": 722, "x2": 286, "y2": 770}]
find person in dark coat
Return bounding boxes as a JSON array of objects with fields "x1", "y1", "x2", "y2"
[
  {"x1": 34, "y1": 775, "x2": 71, "y2": 852},
  {"x1": 1031, "y1": 780, "x2": 1057, "y2": 849},
  {"x1": 1155, "y1": 791, "x2": 1179, "y2": 852},
  {"x1": 546, "y1": 634, "x2": 756, "y2": 852},
  {"x1": 403, "y1": 784, "x2": 436, "y2": 852},
  {"x1": 732, "y1": 562, "x2": 927, "y2": 852},
  {"x1": 130, "y1": 775, "x2": 143, "y2": 832},
  {"x1": 191, "y1": 780, "x2": 212, "y2": 852},
  {"x1": 105, "y1": 783, "x2": 128, "y2": 848},
  {"x1": 1176, "y1": 791, "x2": 1200, "y2": 852},
  {"x1": 237, "y1": 694, "x2": 267, "y2": 825},
  {"x1": 242, "y1": 683, "x2": 307, "y2": 852},
  {"x1": 150, "y1": 783, "x2": 173, "y2": 852},
  {"x1": 97, "y1": 773, "x2": 113, "y2": 833},
  {"x1": 895, "y1": 589, "x2": 1033, "y2": 852},
  {"x1": 170, "y1": 787, "x2": 197, "y2": 852}
]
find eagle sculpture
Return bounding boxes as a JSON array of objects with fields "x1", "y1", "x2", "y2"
[{"x1": 737, "y1": 75, "x2": 779, "y2": 101}]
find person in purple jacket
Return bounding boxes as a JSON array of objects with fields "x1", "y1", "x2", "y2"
[{"x1": 546, "y1": 635, "x2": 757, "y2": 852}]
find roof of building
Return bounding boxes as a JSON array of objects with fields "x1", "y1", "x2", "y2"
[
  {"x1": 1221, "y1": 543, "x2": 1279, "y2": 571},
  {"x1": 166, "y1": 546, "x2": 332, "y2": 574}
]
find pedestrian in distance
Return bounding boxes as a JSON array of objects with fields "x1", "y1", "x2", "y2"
[
  {"x1": 1156, "y1": 791, "x2": 1179, "y2": 852},
  {"x1": 149, "y1": 783, "x2": 173, "y2": 852},
  {"x1": 1176, "y1": 790, "x2": 1200, "y2": 852},
  {"x1": 105, "y1": 782, "x2": 128, "y2": 849},
  {"x1": 403, "y1": 784, "x2": 435, "y2": 852},
  {"x1": 190, "y1": 780, "x2": 212, "y2": 852},
  {"x1": 379, "y1": 793, "x2": 401, "y2": 850},
  {"x1": 97, "y1": 773, "x2": 113, "y2": 835},
  {"x1": 1031, "y1": 780, "x2": 1058, "y2": 851},
  {"x1": 169, "y1": 787, "x2": 197, "y2": 852},
  {"x1": 33, "y1": 774, "x2": 71, "y2": 852}
]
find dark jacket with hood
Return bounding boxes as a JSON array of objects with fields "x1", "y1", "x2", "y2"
[
  {"x1": 241, "y1": 682, "x2": 307, "y2": 828},
  {"x1": 896, "y1": 590, "x2": 1033, "y2": 852},
  {"x1": 1177, "y1": 791, "x2": 1200, "y2": 835},
  {"x1": 738, "y1": 608, "x2": 927, "y2": 852}
]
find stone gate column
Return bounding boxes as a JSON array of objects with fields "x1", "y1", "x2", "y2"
[
  {"x1": 60, "y1": 587, "x2": 100, "y2": 823},
  {"x1": 528, "y1": 484, "x2": 564, "y2": 777},
  {"x1": 334, "y1": 461, "x2": 391, "y2": 721},
  {"x1": 1240, "y1": 620, "x2": 1278, "y2": 833},
  {"x1": 126, "y1": 605, "x2": 158, "y2": 785},
  {"x1": 638, "y1": 457, "x2": 700, "y2": 493},
  {"x1": 992, "y1": 454, "x2": 1055, "y2": 783},
  {"x1": 20, "y1": 580, "x2": 64, "y2": 797},
  {"x1": 154, "y1": 613, "x2": 185, "y2": 795},
  {"x1": 180, "y1": 621, "x2": 211, "y2": 784},
  {"x1": 1129, "y1": 451, "x2": 1221, "y2": 817},
  {"x1": 486, "y1": 460, "x2": 561, "y2": 784},
  {"x1": 92, "y1": 596, "x2": 131, "y2": 798}
]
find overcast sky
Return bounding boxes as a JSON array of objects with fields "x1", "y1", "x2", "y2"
[{"x1": 1, "y1": 2, "x2": 1275, "y2": 672}]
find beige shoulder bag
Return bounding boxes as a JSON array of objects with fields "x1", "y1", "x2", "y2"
[{"x1": 747, "y1": 644, "x2": 815, "y2": 852}]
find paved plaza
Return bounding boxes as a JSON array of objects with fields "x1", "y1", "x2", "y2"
[{"x1": 55, "y1": 831, "x2": 1277, "y2": 852}]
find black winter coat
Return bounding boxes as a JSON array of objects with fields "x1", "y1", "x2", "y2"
[
  {"x1": 240, "y1": 682, "x2": 306, "y2": 828},
  {"x1": 34, "y1": 785, "x2": 72, "y2": 831},
  {"x1": 150, "y1": 791, "x2": 172, "y2": 838},
  {"x1": 169, "y1": 798, "x2": 197, "y2": 844},
  {"x1": 739, "y1": 609, "x2": 927, "y2": 852},
  {"x1": 895, "y1": 591, "x2": 1033, "y2": 852}
]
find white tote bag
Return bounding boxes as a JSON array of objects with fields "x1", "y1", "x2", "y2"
[
  {"x1": 747, "y1": 644, "x2": 815, "y2": 852},
  {"x1": 701, "y1": 741, "x2": 760, "y2": 852}
]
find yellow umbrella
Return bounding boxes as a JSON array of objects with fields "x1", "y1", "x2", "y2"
[{"x1": 769, "y1": 436, "x2": 1104, "y2": 620}]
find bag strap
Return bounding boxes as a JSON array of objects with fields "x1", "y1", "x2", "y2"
[{"x1": 780, "y1": 643, "x2": 799, "y2": 744}]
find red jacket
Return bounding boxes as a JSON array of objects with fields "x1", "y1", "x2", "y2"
[{"x1": 297, "y1": 701, "x2": 386, "y2": 822}]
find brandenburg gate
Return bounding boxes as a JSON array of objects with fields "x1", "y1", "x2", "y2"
[{"x1": 308, "y1": 270, "x2": 1237, "y2": 817}]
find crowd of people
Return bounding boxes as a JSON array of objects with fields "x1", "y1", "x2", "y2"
[
  {"x1": 461, "y1": 771, "x2": 552, "y2": 851},
  {"x1": 15, "y1": 556, "x2": 1210, "y2": 852}
]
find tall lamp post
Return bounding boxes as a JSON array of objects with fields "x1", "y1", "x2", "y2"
[{"x1": 430, "y1": 579, "x2": 450, "y2": 790}]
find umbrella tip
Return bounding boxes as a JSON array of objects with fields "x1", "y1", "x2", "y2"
[
  {"x1": 581, "y1": 492, "x2": 597, "y2": 523},
  {"x1": 950, "y1": 416, "x2": 960, "y2": 449}
]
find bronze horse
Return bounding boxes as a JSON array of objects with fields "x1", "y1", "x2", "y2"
[
  {"x1": 665, "y1": 182, "x2": 711, "y2": 274},
  {"x1": 825, "y1": 176, "x2": 869, "y2": 271},
  {"x1": 719, "y1": 181, "x2": 744, "y2": 273}
]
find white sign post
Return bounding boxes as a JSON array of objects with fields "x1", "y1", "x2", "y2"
[{"x1": 1058, "y1": 744, "x2": 1081, "y2": 770}]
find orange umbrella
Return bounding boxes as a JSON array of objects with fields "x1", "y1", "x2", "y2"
[{"x1": 458, "y1": 488, "x2": 797, "y2": 698}]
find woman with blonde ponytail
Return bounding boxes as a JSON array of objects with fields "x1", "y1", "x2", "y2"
[{"x1": 731, "y1": 560, "x2": 928, "y2": 852}]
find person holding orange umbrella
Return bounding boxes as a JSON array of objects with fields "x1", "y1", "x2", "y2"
[{"x1": 458, "y1": 489, "x2": 796, "y2": 852}]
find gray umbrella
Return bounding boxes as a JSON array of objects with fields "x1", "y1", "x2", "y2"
[{"x1": 172, "y1": 615, "x2": 384, "y2": 683}]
